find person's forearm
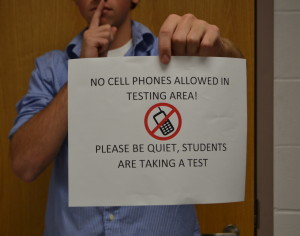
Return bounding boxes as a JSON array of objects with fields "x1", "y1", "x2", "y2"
[{"x1": 10, "y1": 84, "x2": 68, "y2": 182}]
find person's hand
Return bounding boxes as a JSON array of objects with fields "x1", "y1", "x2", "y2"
[
  {"x1": 80, "y1": 1, "x2": 117, "y2": 58},
  {"x1": 158, "y1": 14, "x2": 240, "y2": 64}
]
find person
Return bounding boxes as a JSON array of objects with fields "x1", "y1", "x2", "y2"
[{"x1": 9, "y1": 0, "x2": 242, "y2": 235}]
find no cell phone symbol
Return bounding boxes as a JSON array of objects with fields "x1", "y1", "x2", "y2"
[
  {"x1": 153, "y1": 107, "x2": 175, "y2": 136},
  {"x1": 144, "y1": 103, "x2": 182, "y2": 141}
]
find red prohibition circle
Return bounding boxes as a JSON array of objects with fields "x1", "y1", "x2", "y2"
[{"x1": 144, "y1": 103, "x2": 182, "y2": 141}]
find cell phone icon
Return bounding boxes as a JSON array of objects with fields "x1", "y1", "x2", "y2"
[{"x1": 153, "y1": 107, "x2": 175, "y2": 136}]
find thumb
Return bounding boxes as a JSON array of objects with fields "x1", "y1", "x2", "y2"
[{"x1": 111, "y1": 26, "x2": 118, "y2": 41}]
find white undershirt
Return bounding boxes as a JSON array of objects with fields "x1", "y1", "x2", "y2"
[{"x1": 107, "y1": 39, "x2": 133, "y2": 57}]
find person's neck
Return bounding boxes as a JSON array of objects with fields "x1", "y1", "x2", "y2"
[{"x1": 109, "y1": 17, "x2": 132, "y2": 50}]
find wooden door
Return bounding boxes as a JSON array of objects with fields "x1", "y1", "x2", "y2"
[
  {"x1": 134, "y1": 0, "x2": 254, "y2": 236},
  {"x1": 0, "y1": 0, "x2": 254, "y2": 235},
  {"x1": 132, "y1": 1, "x2": 255, "y2": 235}
]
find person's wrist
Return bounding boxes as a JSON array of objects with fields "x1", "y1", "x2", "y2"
[{"x1": 80, "y1": 45, "x2": 97, "y2": 58}]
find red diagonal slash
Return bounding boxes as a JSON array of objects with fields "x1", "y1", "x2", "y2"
[
  {"x1": 144, "y1": 103, "x2": 182, "y2": 141},
  {"x1": 151, "y1": 109, "x2": 175, "y2": 135}
]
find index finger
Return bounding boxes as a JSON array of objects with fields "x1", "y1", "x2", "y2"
[
  {"x1": 89, "y1": 0, "x2": 104, "y2": 28},
  {"x1": 158, "y1": 14, "x2": 181, "y2": 64}
]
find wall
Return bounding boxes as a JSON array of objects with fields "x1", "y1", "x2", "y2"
[{"x1": 274, "y1": 0, "x2": 300, "y2": 235}]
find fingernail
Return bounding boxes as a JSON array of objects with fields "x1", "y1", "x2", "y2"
[{"x1": 161, "y1": 54, "x2": 170, "y2": 64}]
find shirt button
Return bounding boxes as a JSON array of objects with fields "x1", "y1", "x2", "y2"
[{"x1": 109, "y1": 214, "x2": 115, "y2": 221}]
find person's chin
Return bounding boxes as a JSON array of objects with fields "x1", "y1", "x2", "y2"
[{"x1": 100, "y1": 16, "x2": 113, "y2": 25}]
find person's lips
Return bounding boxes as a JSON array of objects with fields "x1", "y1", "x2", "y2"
[
  {"x1": 102, "y1": 7, "x2": 112, "y2": 14},
  {"x1": 89, "y1": 5, "x2": 112, "y2": 16}
]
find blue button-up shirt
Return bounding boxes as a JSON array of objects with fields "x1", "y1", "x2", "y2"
[{"x1": 10, "y1": 21, "x2": 201, "y2": 236}]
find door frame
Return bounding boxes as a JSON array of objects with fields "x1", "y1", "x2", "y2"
[{"x1": 256, "y1": 0, "x2": 274, "y2": 235}]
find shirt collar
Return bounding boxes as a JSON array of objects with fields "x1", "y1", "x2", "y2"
[
  {"x1": 66, "y1": 21, "x2": 155, "y2": 59},
  {"x1": 66, "y1": 29, "x2": 85, "y2": 59},
  {"x1": 125, "y1": 21, "x2": 155, "y2": 56}
]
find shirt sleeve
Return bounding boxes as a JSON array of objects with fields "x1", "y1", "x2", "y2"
[{"x1": 9, "y1": 54, "x2": 58, "y2": 138}]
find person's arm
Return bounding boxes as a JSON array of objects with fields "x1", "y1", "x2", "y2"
[
  {"x1": 10, "y1": 84, "x2": 68, "y2": 182},
  {"x1": 10, "y1": 1, "x2": 116, "y2": 182},
  {"x1": 158, "y1": 14, "x2": 243, "y2": 64}
]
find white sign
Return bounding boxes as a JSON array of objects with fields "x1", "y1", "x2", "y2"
[{"x1": 68, "y1": 56, "x2": 247, "y2": 207}]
